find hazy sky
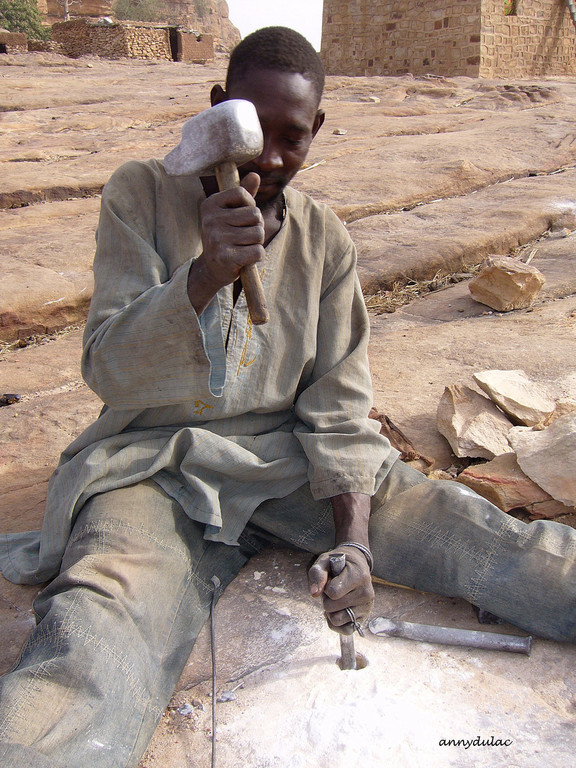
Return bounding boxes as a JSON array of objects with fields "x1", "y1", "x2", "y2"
[{"x1": 226, "y1": 0, "x2": 324, "y2": 50}]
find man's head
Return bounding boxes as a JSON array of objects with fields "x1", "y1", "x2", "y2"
[
  {"x1": 210, "y1": 27, "x2": 326, "y2": 210},
  {"x1": 225, "y1": 26, "x2": 325, "y2": 108}
]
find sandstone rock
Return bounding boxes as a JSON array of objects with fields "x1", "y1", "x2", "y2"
[
  {"x1": 457, "y1": 452, "x2": 554, "y2": 512},
  {"x1": 469, "y1": 256, "x2": 545, "y2": 311},
  {"x1": 472, "y1": 369, "x2": 556, "y2": 426},
  {"x1": 436, "y1": 384, "x2": 514, "y2": 459},
  {"x1": 509, "y1": 413, "x2": 576, "y2": 506},
  {"x1": 545, "y1": 397, "x2": 576, "y2": 425},
  {"x1": 524, "y1": 498, "x2": 576, "y2": 520}
]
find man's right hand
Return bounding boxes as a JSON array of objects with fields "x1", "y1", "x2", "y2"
[{"x1": 187, "y1": 172, "x2": 265, "y2": 316}]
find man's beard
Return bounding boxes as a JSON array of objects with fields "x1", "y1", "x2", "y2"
[{"x1": 255, "y1": 186, "x2": 286, "y2": 214}]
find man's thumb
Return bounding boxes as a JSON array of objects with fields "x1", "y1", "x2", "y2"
[{"x1": 241, "y1": 171, "x2": 261, "y2": 199}]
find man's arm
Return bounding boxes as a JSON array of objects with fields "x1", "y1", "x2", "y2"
[
  {"x1": 187, "y1": 173, "x2": 264, "y2": 316},
  {"x1": 81, "y1": 162, "x2": 264, "y2": 408},
  {"x1": 308, "y1": 492, "x2": 375, "y2": 635}
]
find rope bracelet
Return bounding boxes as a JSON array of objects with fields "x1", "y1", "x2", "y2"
[{"x1": 332, "y1": 541, "x2": 374, "y2": 573}]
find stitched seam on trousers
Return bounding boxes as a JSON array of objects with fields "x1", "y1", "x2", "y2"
[
  {"x1": 22, "y1": 612, "x2": 164, "y2": 720},
  {"x1": 67, "y1": 519, "x2": 215, "y2": 599},
  {"x1": 0, "y1": 659, "x2": 57, "y2": 741},
  {"x1": 391, "y1": 518, "x2": 488, "y2": 600},
  {"x1": 68, "y1": 519, "x2": 189, "y2": 562},
  {"x1": 238, "y1": 532, "x2": 262, "y2": 554},
  {"x1": 292, "y1": 502, "x2": 332, "y2": 550},
  {"x1": 467, "y1": 516, "x2": 518, "y2": 603}
]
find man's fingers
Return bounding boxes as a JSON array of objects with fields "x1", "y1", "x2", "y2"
[
  {"x1": 241, "y1": 171, "x2": 261, "y2": 198},
  {"x1": 322, "y1": 584, "x2": 374, "y2": 614},
  {"x1": 308, "y1": 554, "x2": 330, "y2": 597},
  {"x1": 325, "y1": 600, "x2": 373, "y2": 626}
]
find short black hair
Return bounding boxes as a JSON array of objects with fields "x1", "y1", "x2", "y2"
[{"x1": 226, "y1": 26, "x2": 325, "y2": 106}]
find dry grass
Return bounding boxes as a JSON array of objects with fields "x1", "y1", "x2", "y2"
[
  {"x1": 364, "y1": 264, "x2": 484, "y2": 314},
  {"x1": 0, "y1": 323, "x2": 85, "y2": 359}
]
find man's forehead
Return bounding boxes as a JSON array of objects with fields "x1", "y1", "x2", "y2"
[{"x1": 227, "y1": 68, "x2": 320, "y2": 106}]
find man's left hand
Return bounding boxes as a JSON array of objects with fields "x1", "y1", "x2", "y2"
[{"x1": 308, "y1": 546, "x2": 374, "y2": 635}]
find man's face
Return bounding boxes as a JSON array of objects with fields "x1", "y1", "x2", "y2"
[{"x1": 222, "y1": 69, "x2": 324, "y2": 209}]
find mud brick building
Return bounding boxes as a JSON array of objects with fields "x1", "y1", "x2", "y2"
[
  {"x1": 321, "y1": 0, "x2": 576, "y2": 78},
  {"x1": 0, "y1": 29, "x2": 28, "y2": 54},
  {"x1": 51, "y1": 18, "x2": 214, "y2": 62}
]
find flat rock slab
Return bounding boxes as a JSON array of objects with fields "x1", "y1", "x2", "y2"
[
  {"x1": 2, "y1": 55, "x2": 576, "y2": 768},
  {"x1": 2, "y1": 542, "x2": 574, "y2": 768},
  {"x1": 139, "y1": 547, "x2": 576, "y2": 768},
  {"x1": 368, "y1": 293, "x2": 576, "y2": 472},
  {"x1": 352, "y1": 170, "x2": 576, "y2": 294},
  {"x1": 0, "y1": 200, "x2": 98, "y2": 341},
  {"x1": 1, "y1": 290, "x2": 576, "y2": 768},
  {"x1": 3, "y1": 57, "x2": 576, "y2": 341}
]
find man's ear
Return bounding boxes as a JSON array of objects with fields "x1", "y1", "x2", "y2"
[
  {"x1": 210, "y1": 84, "x2": 227, "y2": 107},
  {"x1": 312, "y1": 109, "x2": 325, "y2": 138}
]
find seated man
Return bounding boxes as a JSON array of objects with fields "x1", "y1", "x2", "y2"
[{"x1": 0, "y1": 26, "x2": 575, "y2": 768}]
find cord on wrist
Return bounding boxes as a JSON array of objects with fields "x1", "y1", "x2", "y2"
[{"x1": 333, "y1": 541, "x2": 374, "y2": 573}]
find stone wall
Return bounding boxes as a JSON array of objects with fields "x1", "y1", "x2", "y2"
[
  {"x1": 322, "y1": 0, "x2": 483, "y2": 77},
  {"x1": 322, "y1": 0, "x2": 576, "y2": 78},
  {"x1": 176, "y1": 31, "x2": 214, "y2": 62},
  {"x1": 51, "y1": 18, "x2": 214, "y2": 61},
  {"x1": 0, "y1": 30, "x2": 28, "y2": 54},
  {"x1": 42, "y1": 0, "x2": 239, "y2": 51},
  {"x1": 52, "y1": 18, "x2": 171, "y2": 59},
  {"x1": 481, "y1": 0, "x2": 576, "y2": 77},
  {"x1": 161, "y1": 0, "x2": 240, "y2": 50}
]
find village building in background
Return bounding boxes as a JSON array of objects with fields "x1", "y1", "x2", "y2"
[
  {"x1": 321, "y1": 0, "x2": 576, "y2": 78},
  {"x1": 4, "y1": 0, "x2": 240, "y2": 61},
  {"x1": 49, "y1": 17, "x2": 215, "y2": 62},
  {"x1": 0, "y1": 28, "x2": 28, "y2": 53}
]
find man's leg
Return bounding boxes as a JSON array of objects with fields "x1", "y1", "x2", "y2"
[
  {"x1": 367, "y1": 459, "x2": 576, "y2": 641},
  {"x1": 250, "y1": 459, "x2": 576, "y2": 642},
  {"x1": 0, "y1": 480, "x2": 259, "y2": 768}
]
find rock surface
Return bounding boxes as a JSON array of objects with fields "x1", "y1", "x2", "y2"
[
  {"x1": 436, "y1": 383, "x2": 514, "y2": 459},
  {"x1": 456, "y1": 452, "x2": 570, "y2": 517},
  {"x1": 2, "y1": 56, "x2": 576, "y2": 768},
  {"x1": 509, "y1": 414, "x2": 576, "y2": 507},
  {"x1": 472, "y1": 369, "x2": 557, "y2": 427},
  {"x1": 469, "y1": 256, "x2": 546, "y2": 311}
]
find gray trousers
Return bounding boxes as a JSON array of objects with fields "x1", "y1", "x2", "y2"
[{"x1": 0, "y1": 459, "x2": 575, "y2": 767}]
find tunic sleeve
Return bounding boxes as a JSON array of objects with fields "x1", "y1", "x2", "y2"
[
  {"x1": 293, "y1": 235, "x2": 392, "y2": 499},
  {"x1": 82, "y1": 161, "x2": 227, "y2": 408}
]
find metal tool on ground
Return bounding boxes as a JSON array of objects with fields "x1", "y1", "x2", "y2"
[
  {"x1": 329, "y1": 553, "x2": 358, "y2": 670},
  {"x1": 163, "y1": 99, "x2": 269, "y2": 325},
  {"x1": 369, "y1": 617, "x2": 532, "y2": 655}
]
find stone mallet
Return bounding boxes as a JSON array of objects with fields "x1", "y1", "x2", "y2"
[{"x1": 163, "y1": 99, "x2": 269, "y2": 325}]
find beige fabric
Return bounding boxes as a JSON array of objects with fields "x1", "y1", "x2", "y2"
[{"x1": 0, "y1": 159, "x2": 395, "y2": 585}]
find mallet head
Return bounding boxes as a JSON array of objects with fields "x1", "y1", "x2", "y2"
[{"x1": 163, "y1": 99, "x2": 263, "y2": 177}]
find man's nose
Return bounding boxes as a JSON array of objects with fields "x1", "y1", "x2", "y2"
[{"x1": 256, "y1": 137, "x2": 282, "y2": 172}]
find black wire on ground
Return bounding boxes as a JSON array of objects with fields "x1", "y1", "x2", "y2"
[{"x1": 210, "y1": 575, "x2": 221, "y2": 768}]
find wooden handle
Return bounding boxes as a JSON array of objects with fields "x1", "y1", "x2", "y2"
[{"x1": 214, "y1": 160, "x2": 269, "y2": 325}]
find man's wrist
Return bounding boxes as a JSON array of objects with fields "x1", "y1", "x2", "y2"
[
  {"x1": 187, "y1": 257, "x2": 222, "y2": 316},
  {"x1": 332, "y1": 541, "x2": 374, "y2": 572},
  {"x1": 330, "y1": 492, "x2": 371, "y2": 549}
]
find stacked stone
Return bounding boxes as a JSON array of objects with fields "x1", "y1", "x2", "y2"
[
  {"x1": 122, "y1": 26, "x2": 171, "y2": 60},
  {"x1": 321, "y1": 0, "x2": 482, "y2": 78},
  {"x1": 52, "y1": 19, "x2": 171, "y2": 60},
  {"x1": 321, "y1": 0, "x2": 576, "y2": 78},
  {"x1": 0, "y1": 30, "x2": 28, "y2": 54},
  {"x1": 481, "y1": 0, "x2": 576, "y2": 77},
  {"x1": 27, "y1": 39, "x2": 66, "y2": 53}
]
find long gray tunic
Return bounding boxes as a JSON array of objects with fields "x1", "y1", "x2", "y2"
[{"x1": 0, "y1": 160, "x2": 396, "y2": 585}]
